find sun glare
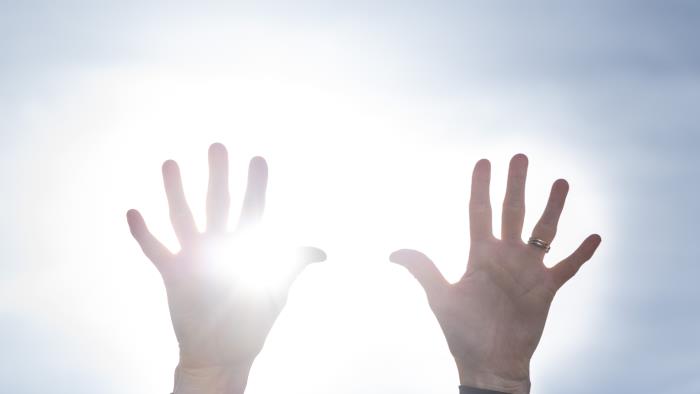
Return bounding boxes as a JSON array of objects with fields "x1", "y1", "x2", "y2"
[{"x1": 201, "y1": 227, "x2": 300, "y2": 295}]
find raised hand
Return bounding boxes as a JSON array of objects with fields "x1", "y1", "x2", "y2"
[
  {"x1": 390, "y1": 154, "x2": 601, "y2": 394},
  {"x1": 127, "y1": 143, "x2": 325, "y2": 393}
]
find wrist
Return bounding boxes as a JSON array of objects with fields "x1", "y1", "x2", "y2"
[
  {"x1": 456, "y1": 359, "x2": 531, "y2": 394},
  {"x1": 173, "y1": 362, "x2": 252, "y2": 394}
]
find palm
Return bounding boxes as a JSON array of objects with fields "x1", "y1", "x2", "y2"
[
  {"x1": 441, "y1": 241, "x2": 554, "y2": 382},
  {"x1": 161, "y1": 239, "x2": 281, "y2": 368},
  {"x1": 391, "y1": 154, "x2": 600, "y2": 392},
  {"x1": 127, "y1": 143, "x2": 324, "y2": 369}
]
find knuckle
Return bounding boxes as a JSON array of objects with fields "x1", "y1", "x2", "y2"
[
  {"x1": 503, "y1": 202, "x2": 525, "y2": 211},
  {"x1": 470, "y1": 202, "x2": 490, "y2": 213},
  {"x1": 534, "y1": 222, "x2": 557, "y2": 237}
]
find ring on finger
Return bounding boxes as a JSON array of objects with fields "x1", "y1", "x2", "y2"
[{"x1": 528, "y1": 237, "x2": 551, "y2": 253}]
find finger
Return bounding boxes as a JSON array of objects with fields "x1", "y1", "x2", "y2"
[
  {"x1": 206, "y1": 143, "x2": 230, "y2": 233},
  {"x1": 126, "y1": 209, "x2": 172, "y2": 272},
  {"x1": 390, "y1": 249, "x2": 449, "y2": 302},
  {"x1": 549, "y1": 234, "x2": 602, "y2": 290},
  {"x1": 162, "y1": 160, "x2": 198, "y2": 245},
  {"x1": 502, "y1": 153, "x2": 528, "y2": 241},
  {"x1": 279, "y1": 247, "x2": 327, "y2": 290},
  {"x1": 238, "y1": 156, "x2": 268, "y2": 230},
  {"x1": 530, "y1": 179, "x2": 569, "y2": 249},
  {"x1": 469, "y1": 159, "x2": 493, "y2": 241},
  {"x1": 296, "y1": 246, "x2": 327, "y2": 265}
]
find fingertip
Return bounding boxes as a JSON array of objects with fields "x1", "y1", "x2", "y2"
[
  {"x1": 250, "y1": 156, "x2": 267, "y2": 166},
  {"x1": 475, "y1": 158, "x2": 491, "y2": 169},
  {"x1": 389, "y1": 250, "x2": 401, "y2": 263},
  {"x1": 554, "y1": 178, "x2": 569, "y2": 190},
  {"x1": 512, "y1": 153, "x2": 528, "y2": 164},
  {"x1": 576, "y1": 234, "x2": 602, "y2": 261},
  {"x1": 298, "y1": 247, "x2": 327, "y2": 264},
  {"x1": 162, "y1": 159, "x2": 178, "y2": 174},
  {"x1": 248, "y1": 156, "x2": 268, "y2": 176},
  {"x1": 389, "y1": 249, "x2": 408, "y2": 263},
  {"x1": 312, "y1": 248, "x2": 327, "y2": 263},
  {"x1": 209, "y1": 142, "x2": 227, "y2": 154},
  {"x1": 208, "y1": 144, "x2": 229, "y2": 181},
  {"x1": 389, "y1": 249, "x2": 424, "y2": 265},
  {"x1": 126, "y1": 209, "x2": 141, "y2": 223},
  {"x1": 126, "y1": 209, "x2": 145, "y2": 237},
  {"x1": 473, "y1": 159, "x2": 491, "y2": 180}
]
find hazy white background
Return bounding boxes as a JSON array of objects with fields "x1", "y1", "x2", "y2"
[{"x1": 1, "y1": 1, "x2": 698, "y2": 393}]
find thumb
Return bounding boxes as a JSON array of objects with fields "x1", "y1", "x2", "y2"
[
  {"x1": 296, "y1": 246, "x2": 327, "y2": 265},
  {"x1": 271, "y1": 246, "x2": 327, "y2": 307},
  {"x1": 390, "y1": 249, "x2": 449, "y2": 300},
  {"x1": 283, "y1": 246, "x2": 327, "y2": 286}
]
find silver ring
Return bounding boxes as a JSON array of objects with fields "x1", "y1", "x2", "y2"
[{"x1": 528, "y1": 237, "x2": 551, "y2": 253}]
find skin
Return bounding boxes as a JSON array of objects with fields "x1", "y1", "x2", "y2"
[
  {"x1": 127, "y1": 143, "x2": 325, "y2": 393},
  {"x1": 390, "y1": 154, "x2": 601, "y2": 394}
]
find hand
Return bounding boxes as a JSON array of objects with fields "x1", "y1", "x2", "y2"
[
  {"x1": 390, "y1": 154, "x2": 601, "y2": 394},
  {"x1": 127, "y1": 143, "x2": 325, "y2": 393}
]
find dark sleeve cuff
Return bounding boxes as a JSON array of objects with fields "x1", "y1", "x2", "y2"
[{"x1": 459, "y1": 386, "x2": 509, "y2": 394}]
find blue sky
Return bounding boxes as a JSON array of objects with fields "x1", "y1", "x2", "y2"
[{"x1": 1, "y1": 1, "x2": 699, "y2": 393}]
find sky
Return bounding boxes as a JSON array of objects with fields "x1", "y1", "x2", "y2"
[{"x1": 1, "y1": 1, "x2": 699, "y2": 393}]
